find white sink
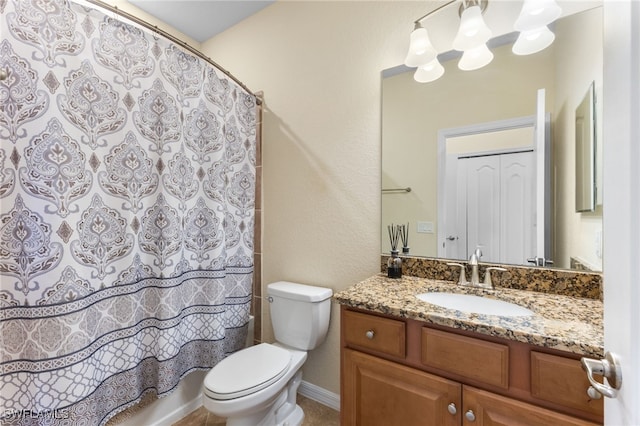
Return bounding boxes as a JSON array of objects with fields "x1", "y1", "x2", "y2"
[{"x1": 416, "y1": 292, "x2": 534, "y2": 317}]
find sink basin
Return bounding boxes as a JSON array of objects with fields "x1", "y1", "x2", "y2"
[{"x1": 416, "y1": 292, "x2": 534, "y2": 317}]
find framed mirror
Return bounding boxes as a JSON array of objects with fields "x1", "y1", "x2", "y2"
[
  {"x1": 381, "y1": 5, "x2": 603, "y2": 271},
  {"x1": 575, "y1": 82, "x2": 596, "y2": 213}
]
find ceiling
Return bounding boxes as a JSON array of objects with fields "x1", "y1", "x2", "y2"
[
  {"x1": 128, "y1": 1, "x2": 599, "y2": 45},
  {"x1": 128, "y1": 0, "x2": 275, "y2": 43}
]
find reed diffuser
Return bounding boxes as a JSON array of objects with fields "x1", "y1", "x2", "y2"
[
  {"x1": 400, "y1": 223, "x2": 409, "y2": 255},
  {"x1": 387, "y1": 224, "x2": 403, "y2": 279}
]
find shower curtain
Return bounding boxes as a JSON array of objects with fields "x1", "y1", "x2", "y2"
[{"x1": 0, "y1": 0, "x2": 257, "y2": 424}]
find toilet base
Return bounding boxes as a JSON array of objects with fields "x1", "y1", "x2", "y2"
[
  {"x1": 210, "y1": 369, "x2": 305, "y2": 426},
  {"x1": 282, "y1": 404, "x2": 304, "y2": 426},
  {"x1": 225, "y1": 404, "x2": 303, "y2": 426}
]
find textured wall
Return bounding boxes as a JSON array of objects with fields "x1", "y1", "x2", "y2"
[{"x1": 201, "y1": 1, "x2": 432, "y2": 394}]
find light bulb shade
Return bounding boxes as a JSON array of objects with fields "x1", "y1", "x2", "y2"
[
  {"x1": 452, "y1": 5, "x2": 492, "y2": 51},
  {"x1": 414, "y1": 58, "x2": 445, "y2": 83},
  {"x1": 514, "y1": 0, "x2": 562, "y2": 31},
  {"x1": 512, "y1": 26, "x2": 555, "y2": 55},
  {"x1": 404, "y1": 25, "x2": 437, "y2": 67},
  {"x1": 458, "y1": 43, "x2": 494, "y2": 71}
]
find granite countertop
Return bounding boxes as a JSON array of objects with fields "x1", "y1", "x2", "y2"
[{"x1": 334, "y1": 274, "x2": 604, "y2": 358}]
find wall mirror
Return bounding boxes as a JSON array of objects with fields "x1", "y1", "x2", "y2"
[
  {"x1": 575, "y1": 82, "x2": 596, "y2": 213},
  {"x1": 381, "y1": 4, "x2": 603, "y2": 271}
]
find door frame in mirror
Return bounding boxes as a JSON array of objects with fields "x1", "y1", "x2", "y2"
[{"x1": 437, "y1": 114, "x2": 551, "y2": 265}]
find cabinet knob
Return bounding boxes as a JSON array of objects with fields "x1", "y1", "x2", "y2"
[
  {"x1": 447, "y1": 402, "x2": 457, "y2": 415},
  {"x1": 465, "y1": 410, "x2": 476, "y2": 422},
  {"x1": 365, "y1": 330, "x2": 375, "y2": 340}
]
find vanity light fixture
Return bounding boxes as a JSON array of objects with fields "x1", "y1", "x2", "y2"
[
  {"x1": 452, "y1": 2, "x2": 492, "y2": 52},
  {"x1": 512, "y1": 26, "x2": 556, "y2": 55},
  {"x1": 514, "y1": 0, "x2": 562, "y2": 30},
  {"x1": 404, "y1": 0, "x2": 562, "y2": 83},
  {"x1": 458, "y1": 43, "x2": 494, "y2": 71},
  {"x1": 415, "y1": 58, "x2": 445, "y2": 83},
  {"x1": 512, "y1": 0, "x2": 561, "y2": 55},
  {"x1": 404, "y1": 23, "x2": 438, "y2": 67}
]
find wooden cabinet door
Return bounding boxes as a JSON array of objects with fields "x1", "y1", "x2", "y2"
[
  {"x1": 342, "y1": 349, "x2": 460, "y2": 426},
  {"x1": 530, "y1": 351, "x2": 603, "y2": 419},
  {"x1": 462, "y1": 386, "x2": 601, "y2": 426}
]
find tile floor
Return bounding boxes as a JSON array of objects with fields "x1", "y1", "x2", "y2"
[{"x1": 171, "y1": 395, "x2": 339, "y2": 426}]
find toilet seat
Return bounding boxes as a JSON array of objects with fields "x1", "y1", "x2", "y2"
[{"x1": 203, "y1": 343, "x2": 292, "y2": 400}]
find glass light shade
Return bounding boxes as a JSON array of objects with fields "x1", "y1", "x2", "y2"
[
  {"x1": 512, "y1": 26, "x2": 555, "y2": 55},
  {"x1": 458, "y1": 43, "x2": 494, "y2": 71},
  {"x1": 514, "y1": 0, "x2": 562, "y2": 31},
  {"x1": 414, "y1": 58, "x2": 445, "y2": 83},
  {"x1": 404, "y1": 25, "x2": 437, "y2": 67},
  {"x1": 452, "y1": 5, "x2": 492, "y2": 51}
]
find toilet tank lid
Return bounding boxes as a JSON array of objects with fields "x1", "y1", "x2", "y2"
[{"x1": 267, "y1": 281, "x2": 333, "y2": 302}]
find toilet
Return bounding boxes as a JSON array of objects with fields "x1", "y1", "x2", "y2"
[{"x1": 203, "y1": 281, "x2": 333, "y2": 426}]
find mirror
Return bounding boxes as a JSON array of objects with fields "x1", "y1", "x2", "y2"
[
  {"x1": 575, "y1": 82, "x2": 596, "y2": 213},
  {"x1": 382, "y1": 5, "x2": 603, "y2": 271}
]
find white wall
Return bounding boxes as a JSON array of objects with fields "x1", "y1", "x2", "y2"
[{"x1": 201, "y1": 1, "x2": 434, "y2": 395}]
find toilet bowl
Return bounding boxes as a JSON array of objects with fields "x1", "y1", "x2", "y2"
[{"x1": 202, "y1": 281, "x2": 332, "y2": 426}]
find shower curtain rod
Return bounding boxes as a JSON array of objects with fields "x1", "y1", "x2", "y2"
[{"x1": 83, "y1": 0, "x2": 262, "y2": 104}]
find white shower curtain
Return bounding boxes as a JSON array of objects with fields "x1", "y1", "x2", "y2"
[{"x1": 0, "y1": 0, "x2": 257, "y2": 424}]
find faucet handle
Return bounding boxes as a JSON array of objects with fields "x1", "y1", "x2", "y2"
[
  {"x1": 447, "y1": 263, "x2": 468, "y2": 286},
  {"x1": 483, "y1": 267, "x2": 507, "y2": 288},
  {"x1": 527, "y1": 257, "x2": 554, "y2": 266}
]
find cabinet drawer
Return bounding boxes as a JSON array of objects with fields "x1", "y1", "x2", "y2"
[
  {"x1": 421, "y1": 328, "x2": 509, "y2": 389},
  {"x1": 343, "y1": 310, "x2": 406, "y2": 358},
  {"x1": 531, "y1": 351, "x2": 604, "y2": 417}
]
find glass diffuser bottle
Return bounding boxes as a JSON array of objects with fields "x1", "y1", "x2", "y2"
[{"x1": 387, "y1": 249, "x2": 402, "y2": 278}]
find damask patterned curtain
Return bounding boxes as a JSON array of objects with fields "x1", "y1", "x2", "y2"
[{"x1": 0, "y1": 0, "x2": 257, "y2": 424}]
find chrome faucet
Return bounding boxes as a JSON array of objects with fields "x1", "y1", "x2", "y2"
[
  {"x1": 447, "y1": 248, "x2": 483, "y2": 288},
  {"x1": 448, "y1": 248, "x2": 507, "y2": 289},
  {"x1": 468, "y1": 248, "x2": 482, "y2": 286}
]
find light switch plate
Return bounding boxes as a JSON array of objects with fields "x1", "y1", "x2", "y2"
[{"x1": 417, "y1": 221, "x2": 434, "y2": 234}]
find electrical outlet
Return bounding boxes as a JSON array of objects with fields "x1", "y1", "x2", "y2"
[{"x1": 595, "y1": 229, "x2": 602, "y2": 259}]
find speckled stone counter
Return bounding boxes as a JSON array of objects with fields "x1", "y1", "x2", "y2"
[
  {"x1": 381, "y1": 255, "x2": 603, "y2": 300},
  {"x1": 334, "y1": 274, "x2": 604, "y2": 358}
]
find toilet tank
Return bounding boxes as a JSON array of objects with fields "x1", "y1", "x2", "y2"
[{"x1": 267, "y1": 281, "x2": 333, "y2": 351}]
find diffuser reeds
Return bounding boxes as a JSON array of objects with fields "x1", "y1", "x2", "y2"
[{"x1": 387, "y1": 224, "x2": 400, "y2": 252}]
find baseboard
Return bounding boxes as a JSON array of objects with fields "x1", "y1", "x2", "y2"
[
  {"x1": 118, "y1": 377, "x2": 339, "y2": 425},
  {"x1": 115, "y1": 370, "x2": 206, "y2": 426},
  {"x1": 149, "y1": 393, "x2": 203, "y2": 426},
  {"x1": 298, "y1": 380, "x2": 340, "y2": 412}
]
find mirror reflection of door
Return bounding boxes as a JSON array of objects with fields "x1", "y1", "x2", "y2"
[
  {"x1": 439, "y1": 115, "x2": 550, "y2": 266},
  {"x1": 456, "y1": 151, "x2": 535, "y2": 264}
]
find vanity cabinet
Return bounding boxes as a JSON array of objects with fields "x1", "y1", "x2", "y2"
[
  {"x1": 341, "y1": 307, "x2": 603, "y2": 426},
  {"x1": 343, "y1": 349, "x2": 460, "y2": 425}
]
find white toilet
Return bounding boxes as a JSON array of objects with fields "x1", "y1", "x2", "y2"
[{"x1": 203, "y1": 281, "x2": 333, "y2": 426}]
